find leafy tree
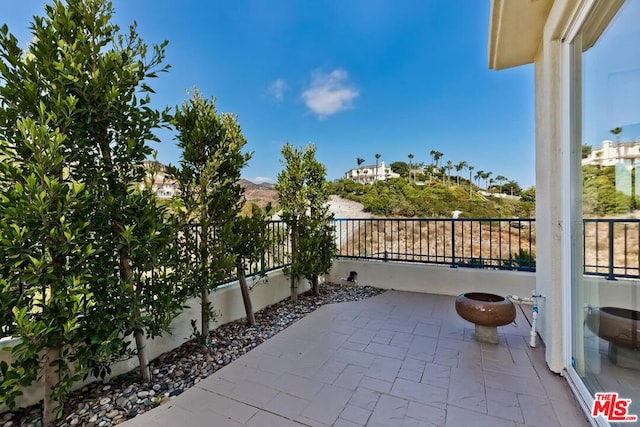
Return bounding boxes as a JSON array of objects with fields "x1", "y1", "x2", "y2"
[
  {"x1": 582, "y1": 144, "x2": 593, "y2": 159},
  {"x1": 300, "y1": 147, "x2": 336, "y2": 296},
  {"x1": 170, "y1": 90, "x2": 250, "y2": 343},
  {"x1": 503, "y1": 180, "x2": 522, "y2": 196},
  {"x1": 390, "y1": 161, "x2": 409, "y2": 178},
  {"x1": 521, "y1": 186, "x2": 536, "y2": 203},
  {"x1": 0, "y1": 115, "x2": 97, "y2": 423},
  {"x1": 582, "y1": 165, "x2": 631, "y2": 215},
  {"x1": 0, "y1": 0, "x2": 179, "y2": 421},
  {"x1": 276, "y1": 144, "x2": 335, "y2": 299},
  {"x1": 231, "y1": 204, "x2": 272, "y2": 325},
  {"x1": 276, "y1": 144, "x2": 308, "y2": 302}
]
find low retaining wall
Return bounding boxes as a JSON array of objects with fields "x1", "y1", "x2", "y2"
[
  {"x1": 328, "y1": 258, "x2": 536, "y2": 298},
  {"x1": 0, "y1": 269, "x2": 306, "y2": 410}
]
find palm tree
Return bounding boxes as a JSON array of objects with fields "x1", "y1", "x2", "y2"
[
  {"x1": 446, "y1": 160, "x2": 453, "y2": 186},
  {"x1": 433, "y1": 151, "x2": 443, "y2": 168},
  {"x1": 484, "y1": 171, "x2": 493, "y2": 190},
  {"x1": 611, "y1": 127, "x2": 623, "y2": 160},
  {"x1": 374, "y1": 153, "x2": 381, "y2": 182},
  {"x1": 468, "y1": 165, "x2": 474, "y2": 199},
  {"x1": 356, "y1": 157, "x2": 365, "y2": 183},
  {"x1": 495, "y1": 175, "x2": 507, "y2": 193},
  {"x1": 408, "y1": 153, "x2": 414, "y2": 181},
  {"x1": 611, "y1": 127, "x2": 622, "y2": 141},
  {"x1": 474, "y1": 170, "x2": 483, "y2": 188},
  {"x1": 455, "y1": 161, "x2": 467, "y2": 185},
  {"x1": 430, "y1": 150, "x2": 437, "y2": 166}
]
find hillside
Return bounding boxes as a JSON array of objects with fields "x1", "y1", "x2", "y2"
[
  {"x1": 239, "y1": 179, "x2": 277, "y2": 208},
  {"x1": 329, "y1": 178, "x2": 535, "y2": 218}
]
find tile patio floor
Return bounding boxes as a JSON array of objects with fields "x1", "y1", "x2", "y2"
[{"x1": 123, "y1": 290, "x2": 590, "y2": 427}]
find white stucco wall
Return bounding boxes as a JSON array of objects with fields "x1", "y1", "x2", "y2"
[
  {"x1": 328, "y1": 259, "x2": 536, "y2": 299},
  {"x1": 0, "y1": 270, "x2": 307, "y2": 411}
]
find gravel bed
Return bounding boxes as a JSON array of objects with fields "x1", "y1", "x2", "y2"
[{"x1": 2, "y1": 283, "x2": 384, "y2": 427}]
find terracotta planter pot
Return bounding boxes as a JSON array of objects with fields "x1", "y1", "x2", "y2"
[
  {"x1": 586, "y1": 306, "x2": 640, "y2": 350},
  {"x1": 455, "y1": 292, "x2": 516, "y2": 327}
]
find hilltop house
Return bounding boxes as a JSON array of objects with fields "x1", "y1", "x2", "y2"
[
  {"x1": 582, "y1": 139, "x2": 640, "y2": 167},
  {"x1": 142, "y1": 160, "x2": 178, "y2": 198},
  {"x1": 344, "y1": 161, "x2": 399, "y2": 184}
]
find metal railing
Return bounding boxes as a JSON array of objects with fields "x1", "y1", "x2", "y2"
[
  {"x1": 334, "y1": 218, "x2": 536, "y2": 271},
  {"x1": 583, "y1": 218, "x2": 640, "y2": 280},
  {"x1": 334, "y1": 217, "x2": 640, "y2": 280},
  {"x1": 181, "y1": 220, "x2": 291, "y2": 286}
]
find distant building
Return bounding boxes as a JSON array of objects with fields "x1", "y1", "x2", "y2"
[
  {"x1": 344, "y1": 161, "x2": 400, "y2": 184},
  {"x1": 582, "y1": 139, "x2": 640, "y2": 167},
  {"x1": 142, "y1": 160, "x2": 178, "y2": 198}
]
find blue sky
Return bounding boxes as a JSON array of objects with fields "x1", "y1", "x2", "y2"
[{"x1": 4, "y1": 1, "x2": 538, "y2": 188}]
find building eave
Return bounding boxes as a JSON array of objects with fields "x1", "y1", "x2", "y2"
[{"x1": 489, "y1": 0, "x2": 554, "y2": 70}]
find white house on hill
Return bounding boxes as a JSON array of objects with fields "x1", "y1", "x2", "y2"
[
  {"x1": 142, "y1": 160, "x2": 179, "y2": 198},
  {"x1": 344, "y1": 161, "x2": 400, "y2": 184},
  {"x1": 582, "y1": 139, "x2": 640, "y2": 167}
]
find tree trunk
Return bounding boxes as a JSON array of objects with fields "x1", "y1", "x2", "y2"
[
  {"x1": 135, "y1": 331, "x2": 150, "y2": 382},
  {"x1": 43, "y1": 346, "x2": 61, "y2": 427},
  {"x1": 237, "y1": 262, "x2": 255, "y2": 326},
  {"x1": 201, "y1": 288, "x2": 210, "y2": 344},
  {"x1": 312, "y1": 275, "x2": 319, "y2": 297},
  {"x1": 290, "y1": 224, "x2": 298, "y2": 302}
]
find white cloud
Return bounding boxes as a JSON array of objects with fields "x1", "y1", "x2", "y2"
[
  {"x1": 267, "y1": 78, "x2": 288, "y2": 101},
  {"x1": 301, "y1": 68, "x2": 359, "y2": 119}
]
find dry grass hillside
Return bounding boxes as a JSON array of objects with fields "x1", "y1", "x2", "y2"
[{"x1": 239, "y1": 179, "x2": 277, "y2": 208}]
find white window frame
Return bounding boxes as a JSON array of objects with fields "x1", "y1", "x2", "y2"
[{"x1": 560, "y1": 1, "x2": 627, "y2": 425}]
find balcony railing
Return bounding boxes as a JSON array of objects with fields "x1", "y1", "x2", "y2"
[
  {"x1": 334, "y1": 218, "x2": 536, "y2": 271},
  {"x1": 334, "y1": 218, "x2": 640, "y2": 281},
  {"x1": 583, "y1": 218, "x2": 640, "y2": 280}
]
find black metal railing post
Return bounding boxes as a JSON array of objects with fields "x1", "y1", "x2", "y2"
[
  {"x1": 450, "y1": 219, "x2": 457, "y2": 268},
  {"x1": 608, "y1": 220, "x2": 616, "y2": 280}
]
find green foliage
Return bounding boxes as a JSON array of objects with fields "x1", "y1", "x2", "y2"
[
  {"x1": 169, "y1": 89, "x2": 250, "y2": 341},
  {"x1": 0, "y1": 117, "x2": 96, "y2": 410},
  {"x1": 520, "y1": 186, "x2": 536, "y2": 203},
  {"x1": 0, "y1": 0, "x2": 182, "y2": 416},
  {"x1": 276, "y1": 144, "x2": 336, "y2": 298},
  {"x1": 232, "y1": 204, "x2": 272, "y2": 275},
  {"x1": 582, "y1": 145, "x2": 593, "y2": 159},
  {"x1": 389, "y1": 161, "x2": 409, "y2": 178},
  {"x1": 583, "y1": 165, "x2": 631, "y2": 216},
  {"x1": 504, "y1": 249, "x2": 536, "y2": 269},
  {"x1": 332, "y1": 178, "x2": 534, "y2": 218}
]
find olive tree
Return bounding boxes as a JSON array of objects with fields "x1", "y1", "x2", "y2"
[
  {"x1": 169, "y1": 90, "x2": 250, "y2": 343},
  {"x1": 276, "y1": 144, "x2": 335, "y2": 300},
  {"x1": 231, "y1": 204, "x2": 272, "y2": 325},
  {"x1": 300, "y1": 148, "x2": 336, "y2": 295}
]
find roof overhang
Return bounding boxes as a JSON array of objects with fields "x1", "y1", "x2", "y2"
[{"x1": 489, "y1": 0, "x2": 554, "y2": 70}]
